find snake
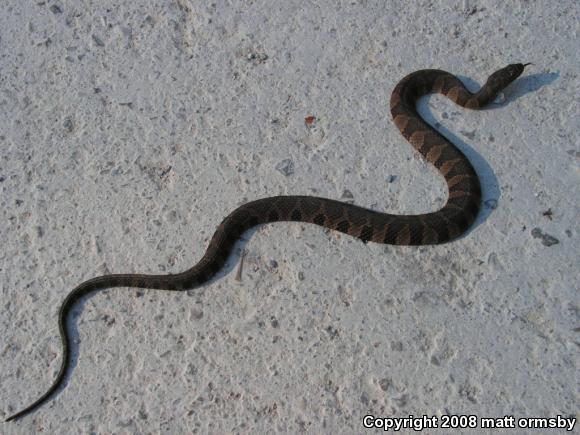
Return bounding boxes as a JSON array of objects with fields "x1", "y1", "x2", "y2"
[{"x1": 5, "y1": 63, "x2": 528, "y2": 421}]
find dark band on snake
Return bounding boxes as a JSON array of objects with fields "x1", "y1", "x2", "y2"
[{"x1": 5, "y1": 63, "x2": 528, "y2": 422}]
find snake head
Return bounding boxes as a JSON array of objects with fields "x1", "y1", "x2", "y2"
[
  {"x1": 488, "y1": 63, "x2": 530, "y2": 88},
  {"x1": 506, "y1": 63, "x2": 531, "y2": 79}
]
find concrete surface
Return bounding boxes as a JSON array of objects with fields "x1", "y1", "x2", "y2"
[{"x1": 1, "y1": 0, "x2": 578, "y2": 433}]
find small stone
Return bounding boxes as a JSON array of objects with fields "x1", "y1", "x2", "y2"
[
  {"x1": 341, "y1": 189, "x2": 354, "y2": 204},
  {"x1": 466, "y1": 6, "x2": 478, "y2": 16},
  {"x1": 304, "y1": 115, "x2": 316, "y2": 126},
  {"x1": 275, "y1": 159, "x2": 294, "y2": 176},
  {"x1": 531, "y1": 227, "x2": 559, "y2": 246},
  {"x1": 341, "y1": 189, "x2": 354, "y2": 199},
  {"x1": 378, "y1": 378, "x2": 391, "y2": 391},
  {"x1": 460, "y1": 130, "x2": 476, "y2": 140},
  {"x1": 325, "y1": 325, "x2": 339, "y2": 339},
  {"x1": 269, "y1": 260, "x2": 278, "y2": 269},
  {"x1": 387, "y1": 175, "x2": 397, "y2": 183},
  {"x1": 484, "y1": 199, "x2": 498, "y2": 209},
  {"x1": 92, "y1": 34, "x2": 105, "y2": 47},
  {"x1": 247, "y1": 52, "x2": 268, "y2": 64},
  {"x1": 49, "y1": 4, "x2": 63, "y2": 14},
  {"x1": 494, "y1": 92, "x2": 506, "y2": 104},
  {"x1": 459, "y1": 384, "x2": 478, "y2": 404},
  {"x1": 63, "y1": 118, "x2": 74, "y2": 132}
]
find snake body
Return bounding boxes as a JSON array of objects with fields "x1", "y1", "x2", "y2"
[{"x1": 6, "y1": 63, "x2": 527, "y2": 421}]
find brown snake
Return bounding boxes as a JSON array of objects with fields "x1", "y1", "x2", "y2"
[{"x1": 6, "y1": 63, "x2": 528, "y2": 421}]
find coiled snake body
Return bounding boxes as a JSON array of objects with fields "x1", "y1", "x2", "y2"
[{"x1": 6, "y1": 63, "x2": 528, "y2": 421}]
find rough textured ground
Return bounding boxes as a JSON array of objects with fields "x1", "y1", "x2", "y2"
[{"x1": 1, "y1": 1, "x2": 578, "y2": 433}]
